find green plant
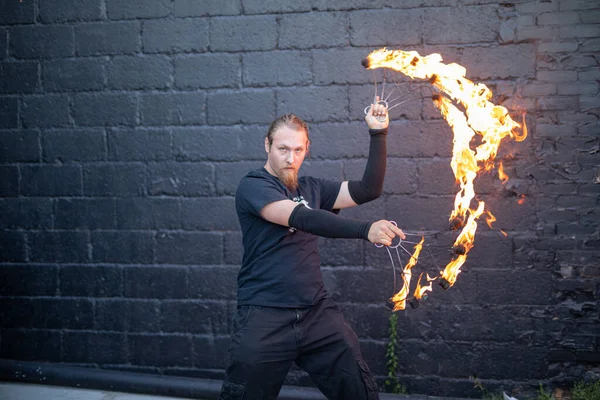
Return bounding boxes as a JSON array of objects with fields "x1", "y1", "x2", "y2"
[
  {"x1": 470, "y1": 375, "x2": 503, "y2": 400},
  {"x1": 572, "y1": 379, "x2": 600, "y2": 400},
  {"x1": 535, "y1": 383, "x2": 553, "y2": 400},
  {"x1": 468, "y1": 377, "x2": 600, "y2": 400},
  {"x1": 384, "y1": 312, "x2": 406, "y2": 394}
]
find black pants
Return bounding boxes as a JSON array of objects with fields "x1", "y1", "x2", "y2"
[{"x1": 220, "y1": 297, "x2": 379, "y2": 400}]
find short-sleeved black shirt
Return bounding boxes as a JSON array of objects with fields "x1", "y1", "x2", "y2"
[{"x1": 235, "y1": 167, "x2": 342, "y2": 307}]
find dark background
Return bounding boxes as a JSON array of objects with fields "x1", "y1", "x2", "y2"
[{"x1": 0, "y1": 0, "x2": 598, "y2": 397}]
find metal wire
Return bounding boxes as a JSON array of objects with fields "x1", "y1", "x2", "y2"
[
  {"x1": 365, "y1": 69, "x2": 439, "y2": 119},
  {"x1": 376, "y1": 222, "x2": 459, "y2": 303}
]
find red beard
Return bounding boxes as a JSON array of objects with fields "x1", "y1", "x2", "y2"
[{"x1": 279, "y1": 168, "x2": 298, "y2": 191}]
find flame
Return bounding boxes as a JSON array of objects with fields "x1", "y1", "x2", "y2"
[
  {"x1": 441, "y1": 201, "x2": 485, "y2": 287},
  {"x1": 413, "y1": 273, "x2": 436, "y2": 300},
  {"x1": 516, "y1": 114, "x2": 528, "y2": 142},
  {"x1": 517, "y1": 194, "x2": 526, "y2": 205},
  {"x1": 365, "y1": 48, "x2": 527, "y2": 290},
  {"x1": 498, "y1": 161, "x2": 509, "y2": 184},
  {"x1": 390, "y1": 237, "x2": 424, "y2": 311},
  {"x1": 485, "y1": 210, "x2": 496, "y2": 229},
  {"x1": 500, "y1": 229, "x2": 508, "y2": 237},
  {"x1": 433, "y1": 94, "x2": 479, "y2": 222}
]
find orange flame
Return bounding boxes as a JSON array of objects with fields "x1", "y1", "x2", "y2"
[
  {"x1": 390, "y1": 237, "x2": 424, "y2": 311},
  {"x1": 498, "y1": 161, "x2": 509, "y2": 184},
  {"x1": 517, "y1": 194, "x2": 526, "y2": 205},
  {"x1": 441, "y1": 201, "x2": 485, "y2": 287},
  {"x1": 413, "y1": 273, "x2": 436, "y2": 300},
  {"x1": 365, "y1": 48, "x2": 527, "y2": 290},
  {"x1": 516, "y1": 114, "x2": 528, "y2": 142},
  {"x1": 485, "y1": 210, "x2": 496, "y2": 229}
]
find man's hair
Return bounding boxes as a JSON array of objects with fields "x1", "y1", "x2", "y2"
[{"x1": 266, "y1": 114, "x2": 309, "y2": 148}]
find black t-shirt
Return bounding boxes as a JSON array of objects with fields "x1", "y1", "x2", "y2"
[{"x1": 235, "y1": 167, "x2": 342, "y2": 307}]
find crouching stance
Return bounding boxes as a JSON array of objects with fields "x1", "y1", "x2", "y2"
[{"x1": 221, "y1": 102, "x2": 404, "y2": 400}]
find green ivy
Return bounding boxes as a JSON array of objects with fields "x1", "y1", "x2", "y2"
[
  {"x1": 573, "y1": 379, "x2": 600, "y2": 400},
  {"x1": 469, "y1": 377, "x2": 600, "y2": 400},
  {"x1": 470, "y1": 375, "x2": 503, "y2": 400},
  {"x1": 384, "y1": 312, "x2": 406, "y2": 394},
  {"x1": 535, "y1": 383, "x2": 553, "y2": 400}
]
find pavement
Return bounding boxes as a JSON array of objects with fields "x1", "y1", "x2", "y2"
[
  {"x1": 0, "y1": 381, "x2": 476, "y2": 400},
  {"x1": 0, "y1": 382, "x2": 193, "y2": 400}
]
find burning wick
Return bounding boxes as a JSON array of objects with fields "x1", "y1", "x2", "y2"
[
  {"x1": 439, "y1": 277, "x2": 451, "y2": 290},
  {"x1": 450, "y1": 217, "x2": 464, "y2": 230},
  {"x1": 409, "y1": 273, "x2": 435, "y2": 308},
  {"x1": 452, "y1": 244, "x2": 466, "y2": 255},
  {"x1": 408, "y1": 297, "x2": 422, "y2": 309}
]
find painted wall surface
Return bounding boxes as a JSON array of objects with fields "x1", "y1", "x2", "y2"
[{"x1": 0, "y1": 0, "x2": 598, "y2": 397}]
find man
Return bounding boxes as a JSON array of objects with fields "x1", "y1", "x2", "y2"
[{"x1": 220, "y1": 99, "x2": 405, "y2": 400}]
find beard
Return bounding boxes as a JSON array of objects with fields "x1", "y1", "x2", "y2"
[{"x1": 279, "y1": 168, "x2": 298, "y2": 191}]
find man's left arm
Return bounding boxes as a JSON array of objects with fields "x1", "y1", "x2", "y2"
[{"x1": 333, "y1": 98, "x2": 389, "y2": 210}]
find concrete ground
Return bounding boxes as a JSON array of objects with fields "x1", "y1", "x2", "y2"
[
  {"x1": 0, "y1": 382, "x2": 194, "y2": 400},
  {"x1": 0, "y1": 381, "x2": 477, "y2": 400}
]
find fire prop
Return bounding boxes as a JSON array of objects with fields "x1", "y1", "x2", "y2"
[
  {"x1": 363, "y1": 48, "x2": 527, "y2": 311},
  {"x1": 389, "y1": 237, "x2": 424, "y2": 311}
]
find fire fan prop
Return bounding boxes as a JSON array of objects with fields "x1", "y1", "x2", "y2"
[{"x1": 363, "y1": 48, "x2": 527, "y2": 311}]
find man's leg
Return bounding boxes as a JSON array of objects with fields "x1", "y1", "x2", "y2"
[
  {"x1": 220, "y1": 305, "x2": 297, "y2": 400},
  {"x1": 295, "y1": 298, "x2": 380, "y2": 400}
]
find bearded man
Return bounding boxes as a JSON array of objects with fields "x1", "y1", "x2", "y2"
[{"x1": 220, "y1": 100, "x2": 404, "y2": 400}]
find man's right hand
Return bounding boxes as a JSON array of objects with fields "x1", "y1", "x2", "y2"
[{"x1": 368, "y1": 220, "x2": 405, "y2": 246}]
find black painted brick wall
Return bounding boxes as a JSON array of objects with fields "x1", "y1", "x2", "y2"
[{"x1": 0, "y1": 0, "x2": 598, "y2": 397}]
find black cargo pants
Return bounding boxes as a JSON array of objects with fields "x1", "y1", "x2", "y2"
[{"x1": 219, "y1": 297, "x2": 379, "y2": 400}]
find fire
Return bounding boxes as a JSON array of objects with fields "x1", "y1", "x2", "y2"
[
  {"x1": 414, "y1": 273, "x2": 435, "y2": 300},
  {"x1": 364, "y1": 48, "x2": 527, "y2": 292},
  {"x1": 485, "y1": 210, "x2": 496, "y2": 229},
  {"x1": 390, "y1": 237, "x2": 424, "y2": 311},
  {"x1": 498, "y1": 161, "x2": 509, "y2": 184},
  {"x1": 441, "y1": 201, "x2": 485, "y2": 288}
]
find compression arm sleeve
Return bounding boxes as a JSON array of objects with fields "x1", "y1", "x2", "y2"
[
  {"x1": 288, "y1": 204, "x2": 372, "y2": 240},
  {"x1": 347, "y1": 128, "x2": 387, "y2": 205}
]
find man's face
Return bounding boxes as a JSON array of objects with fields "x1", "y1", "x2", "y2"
[{"x1": 264, "y1": 126, "x2": 309, "y2": 191}]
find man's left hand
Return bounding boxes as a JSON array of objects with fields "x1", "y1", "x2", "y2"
[{"x1": 365, "y1": 96, "x2": 389, "y2": 130}]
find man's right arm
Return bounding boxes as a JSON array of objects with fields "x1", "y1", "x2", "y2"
[
  {"x1": 260, "y1": 200, "x2": 405, "y2": 246},
  {"x1": 259, "y1": 199, "x2": 299, "y2": 227}
]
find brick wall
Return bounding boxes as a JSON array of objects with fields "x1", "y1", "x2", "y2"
[{"x1": 0, "y1": 0, "x2": 598, "y2": 397}]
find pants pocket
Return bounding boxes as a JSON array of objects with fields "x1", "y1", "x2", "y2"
[
  {"x1": 220, "y1": 380, "x2": 245, "y2": 400},
  {"x1": 357, "y1": 359, "x2": 380, "y2": 399},
  {"x1": 232, "y1": 305, "x2": 255, "y2": 335}
]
